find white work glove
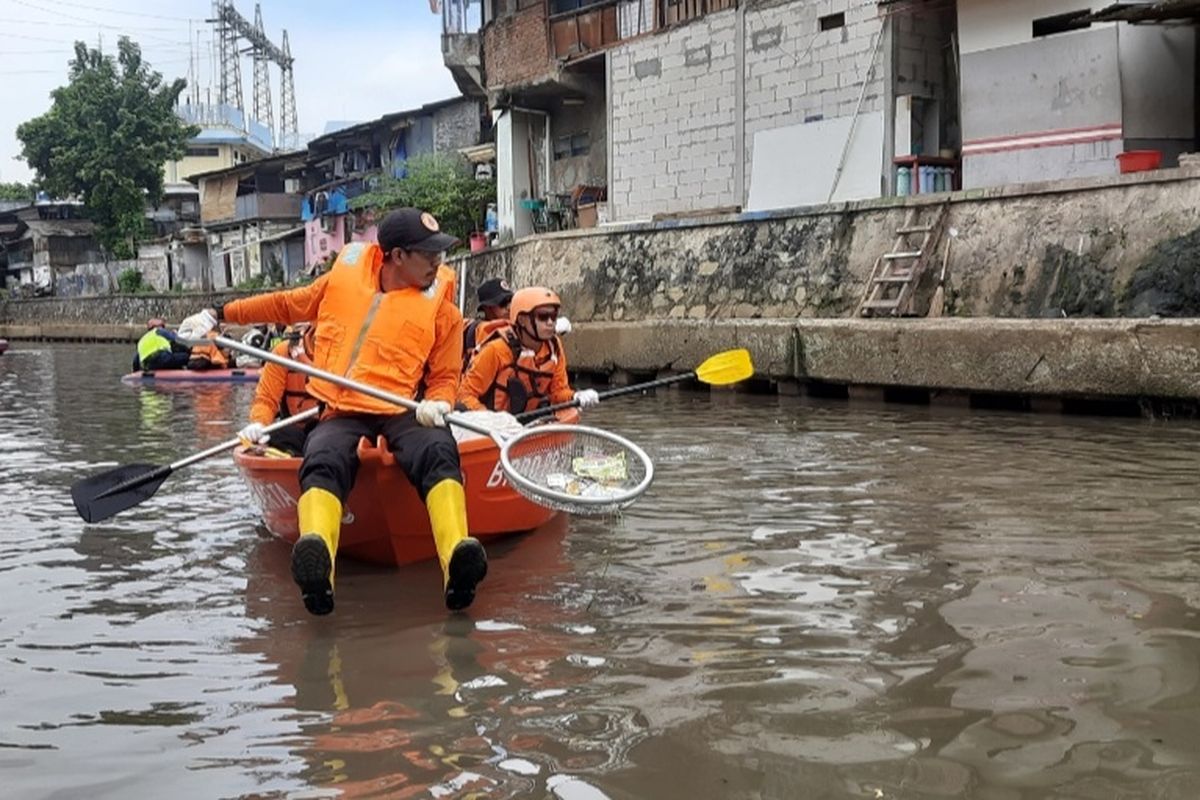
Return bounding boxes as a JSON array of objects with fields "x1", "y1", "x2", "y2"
[
  {"x1": 178, "y1": 309, "x2": 218, "y2": 341},
  {"x1": 238, "y1": 421, "x2": 269, "y2": 446},
  {"x1": 416, "y1": 399, "x2": 452, "y2": 427},
  {"x1": 574, "y1": 388, "x2": 600, "y2": 408},
  {"x1": 555, "y1": 316, "x2": 572, "y2": 336}
]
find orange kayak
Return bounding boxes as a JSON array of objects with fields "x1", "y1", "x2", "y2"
[{"x1": 234, "y1": 409, "x2": 578, "y2": 566}]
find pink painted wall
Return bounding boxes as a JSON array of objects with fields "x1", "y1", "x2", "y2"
[{"x1": 305, "y1": 215, "x2": 379, "y2": 267}]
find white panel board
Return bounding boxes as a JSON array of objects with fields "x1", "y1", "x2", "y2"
[{"x1": 746, "y1": 111, "x2": 884, "y2": 212}]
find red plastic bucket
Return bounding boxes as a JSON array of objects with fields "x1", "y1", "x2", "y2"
[
  {"x1": 469, "y1": 232, "x2": 488, "y2": 253},
  {"x1": 1117, "y1": 150, "x2": 1162, "y2": 174}
]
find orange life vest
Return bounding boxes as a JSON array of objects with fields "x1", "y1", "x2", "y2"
[
  {"x1": 280, "y1": 337, "x2": 319, "y2": 419},
  {"x1": 313, "y1": 248, "x2": 455, "y2": 414},
  {"x1": 222, "y1": 241, "x2": 462, "y2": 414},
  {"x1": 463, "y1": 318, "x2": 511, "y2": 372},
  {"x1": 189, "y1": 330, "x2": 228, "y2": 369},
  {"x1": 479, "y1": 329, "x2": 562, "y2": 414}
]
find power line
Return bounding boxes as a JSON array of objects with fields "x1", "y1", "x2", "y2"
[
  {"x1": 3, "y1": 0, "x2": 196, "y2": 44},
  {"x1": 4, "y1": 0, "x2": 198, "y2": 21},
  {"x1": 0, "y1": 17, "x2": 182, "y2": 32}
]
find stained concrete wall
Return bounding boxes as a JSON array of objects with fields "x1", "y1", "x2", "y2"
[
  {"x1": 432, "y1": 99, "x2": 484, "y2": 156},
  {"x1": 455, "y1": 168, "x2": 1200, "y2": 323}
]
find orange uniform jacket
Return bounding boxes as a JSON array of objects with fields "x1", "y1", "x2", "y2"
[
  {"x1": 190, "y1": 331, "x2": 229, "y2": 368},
  {"x1": 462, "y1": 318, "x2": 511, "y2": 372},
  {"x1": 222, "y1": 241, "x2": 463, "y2": 415},
  {"x1": 249, "y1": 339, "x2": 318, "y2": 425},
  {"x1": 458, "y1": 334, "x2": 573, "y2": 413}
]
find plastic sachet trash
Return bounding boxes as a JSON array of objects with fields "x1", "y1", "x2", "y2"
[
  {"x1": 541, "y1": 452, "x2": 630, "y2": 499},
  {"x1": 571, "y1": 451, "x2": 628, "y2": 482}
]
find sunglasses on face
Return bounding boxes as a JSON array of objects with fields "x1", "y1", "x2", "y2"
[{"x1": 533, "y1": 310, "x2": 558, "y2": 323}]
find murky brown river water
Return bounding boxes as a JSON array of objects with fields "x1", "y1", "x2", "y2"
[{"x1": 2, "y1": 342, "x2": 1199, "y2": 799}]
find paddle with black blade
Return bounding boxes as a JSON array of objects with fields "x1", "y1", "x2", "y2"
[
  {"x1": 71, "y1": 406, "x2": 321, "y2": 523},
  {"x1": 515, "y1": 348, "x2": 755, "y2": 423}
]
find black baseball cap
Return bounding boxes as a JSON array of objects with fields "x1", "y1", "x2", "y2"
[
  {"x1": 477, "y1": 278, "x2": 513, "y2": 310},
  {"x1": 377, "y1": 207, "x2": 460, "y2": 253}
]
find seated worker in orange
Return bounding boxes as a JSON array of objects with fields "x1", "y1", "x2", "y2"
[
  {"x1": 180, "y1": 208, "x2": 482, "y2": 616},
  {"x1": 186, "y1": 328, "x2": 230, "y2": 371},
  {"x1": 237, "y1": 324, "x2": 319, "y2": 456},
  {"x1": 462, "y1": 278, "x2": 512, "y2": 372},
  {"x1": 457, "y1": 287, "x2": 599, "y2": 415}
]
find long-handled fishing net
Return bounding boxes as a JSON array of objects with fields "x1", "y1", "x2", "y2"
[{"x1": 498, "y1": 423, "x2": 653, "y2": 514}]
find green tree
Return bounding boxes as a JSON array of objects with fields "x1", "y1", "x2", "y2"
[
  {"x1": 0, "y1": 182, "x2": 35, "y2": 202},
  {"x1": 350, "y1": 154, "x2": 495, "y2": 248},
  {"x1": 17, "y1": 38, "x2": 197, "y2": 258}
]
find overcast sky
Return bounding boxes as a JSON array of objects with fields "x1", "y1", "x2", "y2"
[{"x1": 0, "y1": 0, "x2": 460, "y2": 182}]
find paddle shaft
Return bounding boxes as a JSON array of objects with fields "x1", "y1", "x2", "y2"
[
  {"x1": 170, "y1": 406, "x2": 321, "y2": 471},
  {"x1": 96, "y1": 406, "x2": 322, "y2": 501},
  {"x1": 188, "y1": 335, "x2": 496, "y2": 438},
  {"x1": 516, "y1": 369, "x2": 698, "y2": 422}
]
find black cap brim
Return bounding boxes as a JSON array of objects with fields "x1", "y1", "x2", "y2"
[
  {"x1": 477, "y1": 291, "x2": 513, "y2": 310},
  {"x1": 407, "y1": 231, "x2": 460, "y2": 252}
]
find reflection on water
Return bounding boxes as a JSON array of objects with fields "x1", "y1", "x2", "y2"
[{"x1": 2, "y1": 343, "x2": 1200, "y2": 799}]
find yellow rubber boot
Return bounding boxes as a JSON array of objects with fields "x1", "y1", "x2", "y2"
[
  {"x1": 292, "y1": 487, "x2": 342, "y2": 616},
  {"x1": 427, "y1": 479, "x2": 487, "y2": 610}
]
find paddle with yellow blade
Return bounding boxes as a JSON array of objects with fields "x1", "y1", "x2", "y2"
[{"x1": 515, "y1": 348, "x2": 755, "y2": 423}]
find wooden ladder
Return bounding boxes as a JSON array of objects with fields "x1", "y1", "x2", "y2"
[{"x1": 857, "y1": 203, "x2": 949, "y2": 317}]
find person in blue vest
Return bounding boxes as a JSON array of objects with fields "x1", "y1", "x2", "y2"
[{"x1": 132, "y1": 318, "x2": 191, "y2": 372}]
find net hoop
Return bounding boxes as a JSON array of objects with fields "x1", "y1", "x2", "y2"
[{"x1": 498, "y1": 423, "x2": 654, "y2": 515}]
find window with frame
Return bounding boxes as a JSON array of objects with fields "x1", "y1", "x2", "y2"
[
  {"x1": 553, "y1": 132, "x2": 590, "y2": 160},
  {"x1": 660, "y1": 0, "x2": 734, "y2": 27}
]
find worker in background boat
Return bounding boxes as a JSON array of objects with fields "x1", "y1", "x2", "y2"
[
  {"x1": 180, "y1": 207, "x2": 482, "y2": 616},
  {"x1": 233, "y1": 326, "x2": 268, "y2": 369},
  {"x1": 132, "y1": 318, "x2": 190, "y2": 372},
  {"x1": 237, "y1": 324, "x2": 319, "y2": 456},
  {"x1": 462, "y1": 278, "x2": 512, "y2": 371},
  {"x1": 457, "y1": 286, "x2": 598, "y2": 415},
  {"x1": 186, "y1": 328, "x2": 231, "y2": 371}
]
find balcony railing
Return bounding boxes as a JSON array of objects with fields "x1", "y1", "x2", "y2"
[{"x1": 442, "y1": 0, "x2": 483, "y2": 35}]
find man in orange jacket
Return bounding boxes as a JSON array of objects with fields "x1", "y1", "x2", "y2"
[
  {"x1": 237, "y1": 324, "x2": 319, "y2": 456},
  {"x1": 181, "y1": 208, "x2": 485, "y2": 616},
  {"x1": 461, "y1": 278, "x2": 512, "y2": 373},
  {"x1": 458, "y1": 286, "x2": 599, "y2": 414}
]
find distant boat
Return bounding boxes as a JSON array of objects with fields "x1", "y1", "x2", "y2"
[{"x1": 121, "y1": 367, "x2": 260, "y2": 384}]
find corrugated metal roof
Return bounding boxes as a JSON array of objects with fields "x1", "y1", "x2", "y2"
[
  {"x1": 1090, "y1": 0, "x2": 1200, "y2": 21},
  {"x1": 24, "y1": 219, "x2": 96, "y2": 237}
]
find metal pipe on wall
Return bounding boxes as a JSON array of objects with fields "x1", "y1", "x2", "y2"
[{"x1": 735, "y1": 1, "x2": 746, "y2": 207}]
